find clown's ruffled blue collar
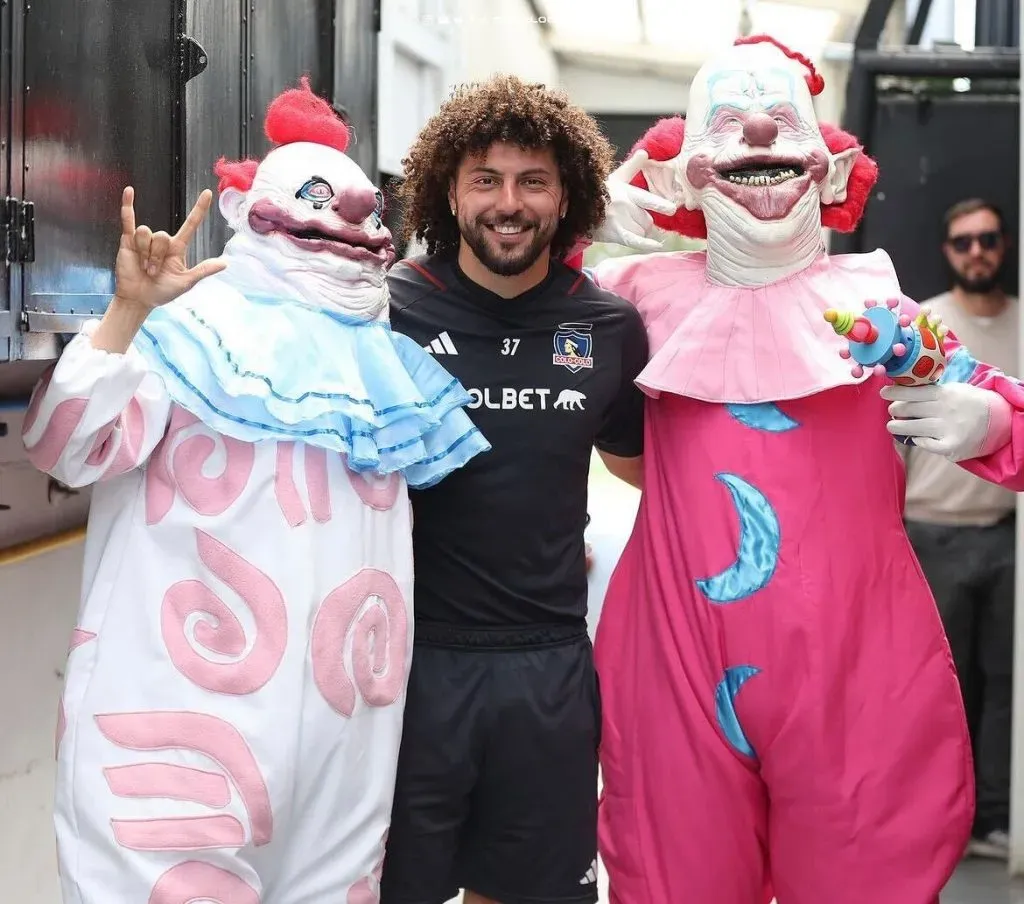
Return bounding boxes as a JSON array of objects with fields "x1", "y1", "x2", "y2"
[{"x1": 133, "y1": 272, "x2": 489, "y2": 488}]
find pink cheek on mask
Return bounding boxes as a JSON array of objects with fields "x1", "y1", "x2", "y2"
[
  {"x1": 685, "y1": 154, "x2": 717, "y2": 190},
  {"x1": 807, "y1": 149, "x2": 830, "y2": 184}
]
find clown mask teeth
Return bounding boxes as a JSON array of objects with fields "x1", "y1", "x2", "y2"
[{"x1": 723, "y1": 166, "x2": 802, "y2": 187}]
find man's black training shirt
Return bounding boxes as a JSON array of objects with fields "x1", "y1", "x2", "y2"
[{"x1": 388, "y1": 252, "x2": 648, "y2": 629}]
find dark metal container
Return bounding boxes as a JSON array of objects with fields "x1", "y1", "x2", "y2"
[{"x1": 0, "y1": 0, "x2": 378, "y2": 383}]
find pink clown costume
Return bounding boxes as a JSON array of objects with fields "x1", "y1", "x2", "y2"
[
  {"x1": 576, "y1": 36, "x2": 1024, "y2": 904},
  {"x1": 23, "y1": 82, "x2": 488, "y2": 904}
]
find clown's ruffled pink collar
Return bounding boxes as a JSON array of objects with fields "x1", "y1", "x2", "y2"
[{"x1": 590, "y1": 248, "x2": 903, "y2": 404}]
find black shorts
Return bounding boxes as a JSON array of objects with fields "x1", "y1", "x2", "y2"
[{"x1": 379, "y1": 623, "x2": 601, "y2": 904}]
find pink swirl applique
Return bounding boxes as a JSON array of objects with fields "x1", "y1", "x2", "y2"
[
  {"x1": 346, "y1": 467, "x2": 400, "y2": 511},
  {"x1": 311, "y1": 569, "x2": 409, "y2": 717},
  {"x1": 274, "y1": 442, "x2": 307, "y2": 527},
  {"x1": 148, "y1": 860, "x2": 260, "y2": 903},
  {"x1": 147, "y1": 407, "x2": 255, "y2": 525},
  {"x1": 84, "y1": 397, "x2": 146, "y2": 477},
  {"x1": 96, "y1": 709, "x2": 273, "y2": 849},
  {"x1": 161, "y1": 530, "x2": 287, "y2": 695}
]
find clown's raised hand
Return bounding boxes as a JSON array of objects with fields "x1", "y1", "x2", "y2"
[
  {"x1": 91, "y1": 187, "x2": 226, "y2": 355},
  {"x1": 882, "y1": 379, "x2": 1012, "y2": 462},
  {"x1": 114, "y1": 186, "x2": 226, "y2": 310},
  {"x1": 591, "y1": 150, "x2": 682, "y2": 253}
]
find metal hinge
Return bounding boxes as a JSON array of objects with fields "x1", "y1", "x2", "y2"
[
  {"x1": 2, "y1": 198, "x2": 35, "y2": 264},
  {"x1": 180, "y1": 34, "x2": 209, "y2": 84}
]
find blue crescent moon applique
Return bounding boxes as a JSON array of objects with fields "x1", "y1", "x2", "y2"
[
  {"x1": 696, "y1": 473, "x2": 781, "y2": 604},
  {"x1": 715, "y1": 665, "x2": 762, "y2": 758},
  {"x1": 726, "y1": 402, "x2": 799, "y2": 433}
]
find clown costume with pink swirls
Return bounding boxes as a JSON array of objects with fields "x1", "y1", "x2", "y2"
[
  {"x1": 569, "y1": 36, "x2": 1024, "y2": 904},
  {"x1": 23, "y1": 81, "x2": 488, "y2": 904}
]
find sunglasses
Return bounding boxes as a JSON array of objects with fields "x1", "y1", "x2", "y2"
[{"x1": 947, "y1": 230, "x2": 1001, "y2": 253}]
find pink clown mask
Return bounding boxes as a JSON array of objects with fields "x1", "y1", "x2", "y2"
[
  {"x1": 640, "y1": 37, "x2": 862, "y2": 281},
  {"x1": 214, "y1": 80, "x2": 396, "y2": 318}
]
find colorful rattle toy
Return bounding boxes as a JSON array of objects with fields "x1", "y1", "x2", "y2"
[
  {"x1": 824, "y1": 297, "x2": 948, "y2": 386},
  {"x1": 825, "y1": 298, "x2": 949, "y2": 446}
]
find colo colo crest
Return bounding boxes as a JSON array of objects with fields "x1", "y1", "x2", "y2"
[{"x1": 553, "y1": 322, "x2": 594, "y2": 373}]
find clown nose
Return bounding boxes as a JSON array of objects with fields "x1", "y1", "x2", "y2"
[{"x1": 742, "y1": 112, "x2": 778, "y2": 147}]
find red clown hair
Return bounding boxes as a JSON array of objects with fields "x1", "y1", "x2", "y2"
[
  {"x1": 627, "y1": 36, "x2": 878, "y2": 238},
  {"x1": 213, "y1": 76, "x2": 351, "y2": 194},
  {"x1": 734, "y1": 33, "x2": 826, "y2": 96}
]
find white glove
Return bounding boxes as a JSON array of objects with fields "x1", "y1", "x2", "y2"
[
  {"x1": 882, "y1": 381, "x2": 1012, "y2": 461},
  {"x1": 591, "y1": 150, "x2": 682, "y2": 253}
]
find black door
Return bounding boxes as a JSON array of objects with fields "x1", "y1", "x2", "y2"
[
  {"x1": 184, "y1": 0, "x2": 247, "y2": 264},
  {"x1": 333, "y1": 0, "x2": 379, "y2": 182},
  {"x1": 845, "y1": 82, "x2": 1020, "y2": 303},
  {"x1": 184, "y1": 0, "x2": 376, "y2": 262},
  {"x1": 15, "y1": 0, "x2": 195, "y2": 356},
  {"x1": 5, "y1": 0, "x2": 380, "y2": 359},
  {"x1": 0, "y1": 0, "x2": 13, "y2": 361}
]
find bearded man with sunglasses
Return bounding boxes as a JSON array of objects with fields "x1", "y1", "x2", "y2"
[{"x1": 903, "y1": 198, "x2": 1019, "y2": 861}]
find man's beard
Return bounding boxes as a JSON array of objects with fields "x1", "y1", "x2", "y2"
[
  {"x1": 950, "y1": 261, "x2": 1004, "y2": 294},
  {"x1": 460, "y1": 214, "x2": 556, "y2": 276}
]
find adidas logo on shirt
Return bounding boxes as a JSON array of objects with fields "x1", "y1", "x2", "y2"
[
  {"x1": 579, "y1": 859, "x2": 598, "y2": 885},
  {"x1": 423, "y1": 331, "x2": 458, "y2": 355}
]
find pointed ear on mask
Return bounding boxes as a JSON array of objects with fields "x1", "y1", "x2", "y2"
[
  {"x1": 821, "y1": 147, "x2": 860, "y2": 205},
  {"x1": 218, "y1": 187, "x2": 246, "y2": 228}
]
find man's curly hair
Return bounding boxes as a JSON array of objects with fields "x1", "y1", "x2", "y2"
[{"x1": 396, "y1": 75, "x2": 615, "y2": 259}]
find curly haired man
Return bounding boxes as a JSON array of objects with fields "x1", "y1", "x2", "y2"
[{"x1": 379, "y1": 75, "x2": 651, "y2": 904}]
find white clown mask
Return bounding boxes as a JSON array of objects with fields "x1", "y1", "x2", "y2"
[
  {"x1": 219, "y1": 140, "x2": 395, "y2": 319},
  {"x1": 645, "y1": 40, "x2": 860, "y2": 256}
]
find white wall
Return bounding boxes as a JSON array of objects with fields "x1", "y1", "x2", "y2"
[
  {"x1": 455, "y1": 0, "x2": 558, "y2": 84},
  {"x1": 377, "y1": 0, "x2": 460, "y2": 176},
  {"x1": 377, "y1": 0, "x2": 557, "y2": 178},
  {"x1": 905, "y1": 0, "x2": 957, "y2": 46},
  {"x1": 815, "y1": 57, "x2": 851, "y2": 129},
  {"x1": 560, "y1": 62, "x2": 688, "y2": 114}
]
